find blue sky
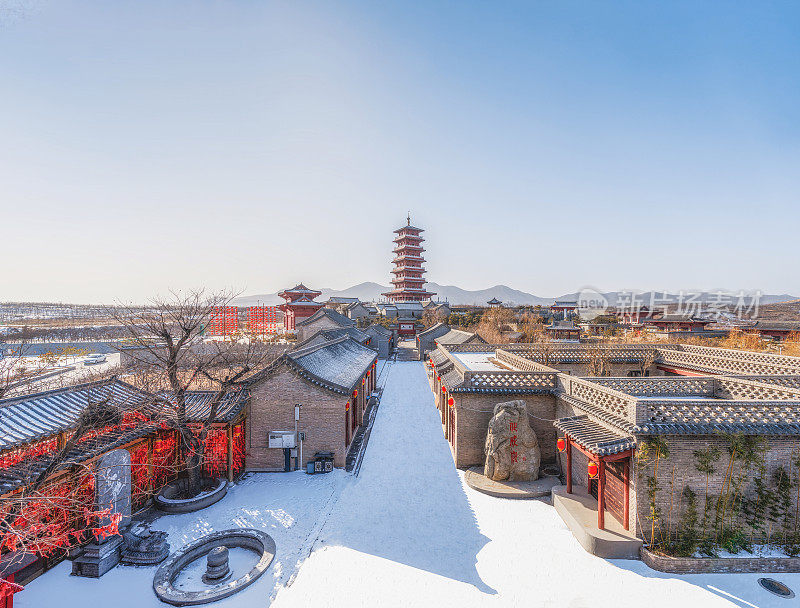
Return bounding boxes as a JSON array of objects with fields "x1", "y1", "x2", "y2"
[{"x1": 1, "y1": 1, "x2": 798, "y2": 302}]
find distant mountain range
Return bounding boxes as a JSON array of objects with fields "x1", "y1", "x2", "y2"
[{"x1": 232, "y1": 283, "x2": 797, "y2": 308}]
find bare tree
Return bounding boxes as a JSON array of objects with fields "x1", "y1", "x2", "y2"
[
  {"x1": 587, "y1": 347, "x2": 612, "y2": 377},
  {"x1": 109, "y1": 290, "x2": 282, "y2": 497}
]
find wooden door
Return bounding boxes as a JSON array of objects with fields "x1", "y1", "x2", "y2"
[{"x1": 589, "y1": 460, "x2": 626, "y2": 525}]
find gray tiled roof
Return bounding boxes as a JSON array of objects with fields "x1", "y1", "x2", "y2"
[
  {"x1": 158, "y1": 388, "x2": 249, "y2": 423},
  {"x1": 297, "y1": 307, "x2": 355, "y2": 328},
  {"x1": 286, "y1": 337, "x2": 377, "y2": 394},
  {"x1": 436, "y1": 329, "x2": 485, "y2": 345},
  {"x1": 0, "y1": 379, "x2": 149, "y2": 451},
  {"x1": 364, "y1": 324, "x2": 392, "y2": 338},
  {"x1": 554, "y1": 415, "x2": 636, "y2": 456},
  {"x1": 636, "y1": 399, "x2": 800, "y2": 435},
  {"x1": 418, "y1": 323, "x2": 449, "y2": 338}
]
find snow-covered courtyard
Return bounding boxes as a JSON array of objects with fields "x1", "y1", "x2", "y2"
[{"x1": 20, "y1": 360, "x2": 800, "y2": 607}]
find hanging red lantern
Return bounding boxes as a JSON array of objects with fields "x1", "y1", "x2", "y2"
[
  {"x1": 362, "y1": 378, "x2": 366, "y2": 384},
  {"x1": 447, "y1": 397, "x2": 454, "y2": 406},
  {"x1": 441, "y1": 386, "x2": 447, "y2": 393},
  {"x1": 436, "y1": 375, "x2": 441, "y2": 382},
  {"x1": 588, "y1": 462, "x2": 599, "y2": 478},
  {"x1": 557, "y1": 438, "x2": 566, "y2": 452},
  {"x1": 353, "y1": 390, "x2": 358, "y2": 398},
  {"x1": 346, "y1": 401, "x2": 350, "y2": 411}
]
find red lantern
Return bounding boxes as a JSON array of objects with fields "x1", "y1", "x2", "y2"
[
  {"x1": 557, "y1": 438, "x2": 566, "y2": 452},
  {"x1": 588, "y1": 462, "x2": 599, "y2": 478},
  {"x1": 362, "y1": 378, "x2": 366, "y2": 384},
  {"x1": 436, "y1": 375, "x2": 441, "y2": 382},
  {"x1": 353, "y1": 390, "x2": 358, "y2": 398},
  {"x1": 441, "y1": 386, "x2": 446, "y2": 393},
  {"x1": 346, "y1": 401, "x2": 350, "y2": 411},
  {"x1": 447, "y1": 397, "x2": 454, "y2": 406}
]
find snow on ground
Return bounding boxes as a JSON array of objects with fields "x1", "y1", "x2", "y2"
[
  {"x1": 272, "y1": 361, "x2": 800, "y2": 608},
  {"x1": 19, "y1": 357, "x2": 800, "y2": 607},
  {"x1": 19, "y1": 470, "x2": 349, "y2": 607}
]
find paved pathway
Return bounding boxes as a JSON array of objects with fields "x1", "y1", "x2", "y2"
[{"x1": 274, "y1": 360, "x2": 800, "y2": 608}]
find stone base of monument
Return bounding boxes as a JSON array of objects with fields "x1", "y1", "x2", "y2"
[
  {"x1": 71, "y1": 535, "x2": 124, "y2": 578},
  {"x1": 464, "y1": 466, "x2": 559, "y2": 499}
]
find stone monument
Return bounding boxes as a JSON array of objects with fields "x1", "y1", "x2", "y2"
[
  {"x1": 72, "y1": 449, "x2": 132, "y2": 577},
  {"x1": 483, "y1": 400, "x2": 540, "y2": 482}
]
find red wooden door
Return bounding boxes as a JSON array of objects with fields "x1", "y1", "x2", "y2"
[{"x1": 589, "y1": 461, "x2": 626, "y2": 525}]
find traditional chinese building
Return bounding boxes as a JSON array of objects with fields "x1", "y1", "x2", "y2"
[
  {"x1": 644, "y1": 313, "x2": 712, "y2": 332},
  {"x1": 277, "y1": 284, "x2": 324, "y2": 332},
  {"x1": 0, "y1": 379, "x2": 247, "y2": 589},
  {"x1": 426, "y1": 342, "x2": 800, "y2": 557},
  {"x1": 382, "y1": 217, "x2": 435, "y2": 304}
]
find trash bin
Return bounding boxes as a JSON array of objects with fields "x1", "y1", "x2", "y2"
[{"x1": 306, "y1": 461, "x2": 315, "y2": 475}]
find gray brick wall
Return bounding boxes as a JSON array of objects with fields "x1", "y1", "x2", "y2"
[{"x1": 246, "y1": 367, "x2": 350, "y2": 470}]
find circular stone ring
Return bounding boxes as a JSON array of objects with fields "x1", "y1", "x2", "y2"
[{"x1": 153, "y1": 529, "x2": 276, "y2": 606}]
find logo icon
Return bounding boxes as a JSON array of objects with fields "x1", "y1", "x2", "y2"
[{"x1": 577, "y1": 287, "x2": 609, "y2": 321}]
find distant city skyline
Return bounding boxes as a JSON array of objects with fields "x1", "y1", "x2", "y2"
[{"x1": 1, "y1": 1, "x2": 799, "y2": 303}]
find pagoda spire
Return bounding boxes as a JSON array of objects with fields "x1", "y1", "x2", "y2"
[{"x1": 382, "y1": 219, "x2": 435, "y2": 303}]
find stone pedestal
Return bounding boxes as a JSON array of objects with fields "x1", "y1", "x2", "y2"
[
  {"x1": 71, "y1": 449, "x2": 132, "y2": 578},
  {"x1": 71, "y1": 536, "x2": 124, "y2": 578}
]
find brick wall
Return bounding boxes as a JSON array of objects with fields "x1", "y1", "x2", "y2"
[
  {"x1": 451, "y1": 393, "x2": 557, "y2": 468},
  {"x1": 634, "y1": 435, "x2": 800, "y2": 543},
  {"x1": 246, "y1": 367, "x2": 349, "y2": 470}
]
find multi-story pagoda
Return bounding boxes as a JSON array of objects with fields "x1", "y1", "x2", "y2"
[
  {"x1": 278, "y1": 283, "x2": 323, "y2": 331},
  {"x1": 382, "y1": 216, "x2": 435, "y2": 303}
]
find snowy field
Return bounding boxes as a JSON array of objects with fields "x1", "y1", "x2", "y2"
[{"x1": 20, "y1": 360, "x2": 800, "y2": 608}]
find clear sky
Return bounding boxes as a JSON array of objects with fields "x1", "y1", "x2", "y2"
[{"x1": 1, "y1": 1, "x2": 799, "y2": 303}]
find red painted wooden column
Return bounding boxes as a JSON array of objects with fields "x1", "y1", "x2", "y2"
[
  {"x1": 565, "y1": 438, "x2": 572, "y2": 494},
  {"x1": 597, "y1": 459, "x2": 606, "y2": 530},
  {"x1": 623, "y1": 458, "x2": 630, "y2": 531}
]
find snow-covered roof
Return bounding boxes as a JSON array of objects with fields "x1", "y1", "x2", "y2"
[
  {"x1": 435, "y1": 329, "x2": 485, "y2": 345},
  {"x1": 0, "y1": 378, "x2": 150, "y2": 451},
  {"x1": 365, "y1": 324, "x2": 392, "y2": 338},
  {"x1": 295, "y1": 327, "x2": 370, "y2": 350},
  {"x1": 418, "y1": 323, "x2": 450, "y2": 338},
  {"x1": 286, "y1": 337, "x2": 377, "y2": 394}
]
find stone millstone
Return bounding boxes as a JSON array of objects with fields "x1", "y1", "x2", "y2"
[
  {"x1": 484, "y1": 400, "x2": 541, "y2": 482},
  {"x1": 201, "y1": 546, "x2": 230, "y2": 584}
]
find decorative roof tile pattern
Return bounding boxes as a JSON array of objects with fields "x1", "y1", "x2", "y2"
[
  {"x1": 554, "y1": 415, "x2": 636, "y2": 455},
  {"x1": 296, "y1": 307, "x2": 355, "y2": 328},
  {"x1": 435, "y1": 329, "x2": 485, "y2": 346},
  {"x1": 159, "y1": 389, "x2": 249, "y2": 423},
  {"x1": 0, "y1": 379, "x2": 148, "y2": 451},
  {"x1": 638, "y1": 399, "x2": 800, "y2": 435},
  {"x1": 286, "y1": 336, "x2": 377, "y2": 394}
]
